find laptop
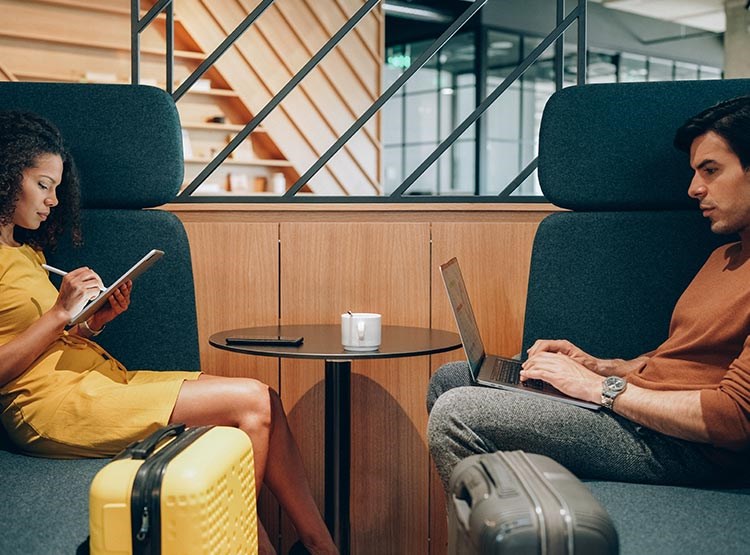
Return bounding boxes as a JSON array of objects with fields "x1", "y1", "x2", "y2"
[{"x1": 440, "y1": 257, "x2": 600, "y2": 410}]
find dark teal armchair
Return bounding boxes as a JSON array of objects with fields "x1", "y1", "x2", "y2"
[
  {"x1": 523, "y1": 79, "x2": 750, "y2": 554},
  {"x1": 0, "y1": 83, "x2": 200, "y2": 554}
]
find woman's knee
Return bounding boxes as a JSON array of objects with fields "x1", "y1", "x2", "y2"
[{"x1": 231, "y1": 378, "x2": 273, "y2": 432}]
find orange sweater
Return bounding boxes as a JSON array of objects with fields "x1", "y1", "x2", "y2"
[{"x1": 628, "y1": 241, "x2": 750, "y2": 468}]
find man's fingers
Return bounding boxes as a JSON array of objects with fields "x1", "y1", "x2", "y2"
[{"x1": 527, "y1": 339, "x2": 571, "y2": 356}]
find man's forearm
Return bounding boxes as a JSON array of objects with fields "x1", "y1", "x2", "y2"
[
  {"x1": 599, "y1": 355, "x2": 650, "y2": 377},
  {"x1": 613, "y1": 384, "x2": 709, "y2": 443}
]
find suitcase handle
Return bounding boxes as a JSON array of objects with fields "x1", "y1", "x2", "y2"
[
  {"x1": 455, "y1": 466, "x2": 491, "y2": 507},
  {"x1": 131, "y1": 423, "x2": 187, "y2": 460}
]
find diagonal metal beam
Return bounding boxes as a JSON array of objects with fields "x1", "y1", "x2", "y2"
[
  {"x1": 390, "y1": 4, "x2": 581, "y2": 198},
  {"x1": 179, "y1": 0, "x2": 380, "y2": 198},
  {"x1": 172, "y1": 0, "x2": 275, "y2": 102},
  {"x1": 283, "y1": 0, "x2": 487, "y2": 198},
  {"x1": 497, "y1": 157, "x2": 538, "y2": 198},
  {"x1": 165, "y1": 2, "x2": 174, "y2": 94},
  {"x1": 576, "y1": 0, "x2": 587, "y2": 84},
  {"x1": 138, "y1": 0, "x2": 173, "y2": 32}
]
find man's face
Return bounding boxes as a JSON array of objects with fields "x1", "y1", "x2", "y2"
[{"x1": 688, "y1": 131, "x2": 750, "y2": 239}]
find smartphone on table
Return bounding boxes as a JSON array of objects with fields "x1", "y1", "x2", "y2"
[{"x1": 225, "y1": 335, "x2": 304, "y2": 347}]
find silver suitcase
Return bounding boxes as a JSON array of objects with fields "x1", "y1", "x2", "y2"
[{"x1": 448, "y1": 451, "x2": 618, "y2": 554}]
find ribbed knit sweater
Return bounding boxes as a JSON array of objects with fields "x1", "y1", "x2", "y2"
[{"x1": 628, "y1": 241, "x2": 750, "y2": 469}]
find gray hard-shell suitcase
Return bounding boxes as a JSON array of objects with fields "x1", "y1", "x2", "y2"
[{"x1": 448, "y1": 451, "x2": 618, "y2": 554}]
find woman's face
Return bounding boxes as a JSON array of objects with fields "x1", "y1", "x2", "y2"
[{"x1": 13, "y1": 153, "x2": 63, "y2": 231}]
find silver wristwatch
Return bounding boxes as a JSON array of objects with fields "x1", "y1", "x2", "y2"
[{"x1": 601, "y1": 376, "x2": 627, "y2": 410}]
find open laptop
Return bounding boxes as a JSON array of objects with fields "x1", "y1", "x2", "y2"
[{"x1": 440, "y1": 257, "x2": 600, "y2": 410}]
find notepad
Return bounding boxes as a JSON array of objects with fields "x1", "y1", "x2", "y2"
[{"x1": 68, "y1": 249, "x2": 164, "y2": 326}]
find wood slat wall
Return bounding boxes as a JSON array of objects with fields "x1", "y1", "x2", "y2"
[
  {"x1": 0, "y1": 0, "x2": 382, "y2": 196},
  {"x1": 178, "y1": 0, "x2": 382, "y2": 195},
  {"x1": 172, "y1": 205, "x2": 554, "y2": 554}
]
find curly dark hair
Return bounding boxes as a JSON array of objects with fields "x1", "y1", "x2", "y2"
[
  {"x1": 0, "y1": 111, "x2": 81, "y2": 250},
  {"x1": 674, "y1": 95, "x2": 750, "y2": 170}
]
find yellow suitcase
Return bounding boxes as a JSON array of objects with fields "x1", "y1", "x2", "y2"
[{"x1": 89, "y1": 424, "x2": 257, "y2": 555}]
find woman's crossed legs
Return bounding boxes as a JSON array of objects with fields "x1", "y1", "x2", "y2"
[{"x1": 171, "y1": 374, "x2": 336, "y2": 555}]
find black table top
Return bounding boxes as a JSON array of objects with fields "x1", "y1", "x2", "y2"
[{"x1": 209, "y1": 324, "x2": 462, "y2": 361}]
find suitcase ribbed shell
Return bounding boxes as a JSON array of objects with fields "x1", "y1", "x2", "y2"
[{"x1": 89, "y1": 426, "x2": 257, "y2": 555}]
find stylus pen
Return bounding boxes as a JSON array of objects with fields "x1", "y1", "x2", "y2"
[
  {"x1": 41, "y1": 263, "x2": 67, "y2": 277},
  {"x1": 42, "y1": 264, "x2": 106, "y2": 290}
]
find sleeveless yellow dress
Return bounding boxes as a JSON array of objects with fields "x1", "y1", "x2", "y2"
[{"x1": 0, "y1": 244, "x2": 199, "y2": 458}]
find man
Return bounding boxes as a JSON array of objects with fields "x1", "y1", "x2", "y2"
[{"x1": 427, "y1": 95, "x2": 750, "y2": 491}]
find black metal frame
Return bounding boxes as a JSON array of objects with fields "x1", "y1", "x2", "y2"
[{"x1": 130, "y1": 0, "x2": 587, "y2": 203}]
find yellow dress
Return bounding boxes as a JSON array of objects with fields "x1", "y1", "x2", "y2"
[{"x1": 0, "y1": 244, "x2": 199, "y2": 458}]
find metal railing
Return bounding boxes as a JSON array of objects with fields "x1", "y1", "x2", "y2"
[{"x1": 131, "y1": 0, "x2": 588, "y2": 202}]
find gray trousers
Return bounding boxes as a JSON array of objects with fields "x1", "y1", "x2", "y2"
[{"x1": 427, "y1": 361, "x2": 723, "y2": 493}]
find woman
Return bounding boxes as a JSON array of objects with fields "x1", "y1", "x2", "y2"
[{"x1": 0, "y1": 111, "x2": 335, "y2": 555}]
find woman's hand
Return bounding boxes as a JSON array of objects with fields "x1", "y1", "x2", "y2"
[
  {"x1": 521, "y1": 352, "x2": 602, "y2": 404},
  {"x1": 526, "y1": 339, "x2": 606, "y2": 375},
  {"x1": 87, "y1": 280, "x2": 132, "y2": 330},
  {"x1": 52, "y1": 267, "x2": 105, "y2": 319}
]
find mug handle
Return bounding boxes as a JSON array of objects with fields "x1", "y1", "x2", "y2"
[{"x1": 357, "y1": 321, "x2": 366, "y2": 341}]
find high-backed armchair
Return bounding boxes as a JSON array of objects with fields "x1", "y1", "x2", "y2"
[
  {"x1": 524, "y1": 79, "x2": 750, "y2": 554},
  {"x1": 0, "y1": 83, "x2": 200, "y2": 554}
]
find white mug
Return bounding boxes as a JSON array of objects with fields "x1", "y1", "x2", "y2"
[{"x1": 341, "y1": 312, "x2": 381, "y2": 351}]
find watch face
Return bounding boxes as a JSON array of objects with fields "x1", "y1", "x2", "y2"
[{"x1": 604, "y1": 376, "x2": 626, "y2": 392}]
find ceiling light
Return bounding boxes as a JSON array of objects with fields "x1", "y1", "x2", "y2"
[
  {"x1": 490, "y1": 40, "x2": 514, "y2": 50},
  {"x1": 383, "y1": 1, "x2": 452, "y2": 22}
]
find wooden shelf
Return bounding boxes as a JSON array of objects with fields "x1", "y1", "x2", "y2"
[
  {"x1": 187, "y1": 189, "x2": 276, "y2": 197},
  {"x1": 10, "y1": 74, "x2": 244, "y2": 99},
  {"x1": 185, "y1": 157, "x2": 292, "y2": 168},
  {"x1": 27, "y1": 0, "x2": 182, "y2": 19},
  {"x1": 185, "y1": 87, "x2": 239, "y2": 98},
  {"x1": 182, "y1": 121, "x2": 266, "y2": 133},
  {"x1": 0, "y1": 29, "x2": 204, "y2": 60},
  {"x1": 10, "y1": 69, "x2": 142, "y2": 86}
]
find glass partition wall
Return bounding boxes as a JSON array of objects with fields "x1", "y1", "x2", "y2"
[{"x1": 383, "y1": 26, "x2": 722, "y2": 199}]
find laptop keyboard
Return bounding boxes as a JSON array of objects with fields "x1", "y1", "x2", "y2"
[{"x1": 490, "y1": 358, "x2": 544, "y2": 390}]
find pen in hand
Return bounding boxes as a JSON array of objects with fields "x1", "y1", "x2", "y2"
[{"x1": 42, "y1": 264, "x2": 107, "y2": 291}]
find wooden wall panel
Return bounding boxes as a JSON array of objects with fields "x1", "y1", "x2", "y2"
[
  {"x1": 179, "y1": 220, "x2": 283, "y2": 549},
  {"x1": 181, "y1": 221, "x2": 279, "y2": 380},
  {"x1": 172, "y1": 206, "x2": 555, "y2": 553},
  {"x1": 280, "y1": 222, "x2": 432, "y2": 554}
]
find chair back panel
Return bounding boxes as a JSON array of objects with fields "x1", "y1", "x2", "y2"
[
  {"x1": 0, "y1": 82, "x2": 183, "y2": 208},
  {"x1": 522, "y1": 211, "x2": 733, "y2": 359},
  {"x1": 524, "y1": 79, "x2": 749, "y2": 359},
  {"x1": 539, "y1": 80, "x2": 750, "y2": 211},
  {"x1": 47, "y1": 210, "x2": 200, "y2": 371}
]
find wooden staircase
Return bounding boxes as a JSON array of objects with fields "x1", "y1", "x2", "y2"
[{"x1": 0, "y1": 0, "x2": 383, "y2": 196}]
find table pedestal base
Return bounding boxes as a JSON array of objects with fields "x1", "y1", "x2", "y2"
[{"x1": 324, "y1": 359, "x2": 351, "y2": 553}]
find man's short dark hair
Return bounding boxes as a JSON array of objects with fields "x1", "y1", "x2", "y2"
[{"x1": 674, "y1": 95, "x2": 750, "y2": 170}]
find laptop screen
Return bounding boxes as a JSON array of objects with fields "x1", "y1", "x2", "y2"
[{"x1": 440, "y1": 258, "x2": 485, "y2": 378}]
